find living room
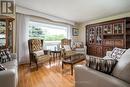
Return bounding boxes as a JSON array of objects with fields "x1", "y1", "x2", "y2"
[{"x1": 0, "y1": 0, "x2": 130, "y2": 87}]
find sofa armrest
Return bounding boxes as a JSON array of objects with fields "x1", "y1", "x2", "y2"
[
  {"x1": 11, "y1": 53, "x2": 17, "y2": 59},
  {"x1": 75, "y1": 65, "x2": 130, "y2": 87},
  {"x1": 0, "y1": 69, "x2": 17, "y2": 87},
  {"x1": 106, "y1": 51, "x2": 112, "y2": 57}
]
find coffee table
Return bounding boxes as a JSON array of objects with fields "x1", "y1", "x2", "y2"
[{"x1": 62, "y1": 53, "x2": 85, "y2": 75}]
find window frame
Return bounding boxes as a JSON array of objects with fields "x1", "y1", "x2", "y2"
[{"x1": 28, "y1": 20, "x2": 72, "y2": 50}]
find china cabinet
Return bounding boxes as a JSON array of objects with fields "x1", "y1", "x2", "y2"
[
  {"x1": 86, "y1": 17, "x2": 130, "y2": 57},
  {"x1": 0, "y1": 15, "x2": 14, "y2": 52}
]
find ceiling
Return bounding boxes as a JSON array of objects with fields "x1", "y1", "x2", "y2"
[{"x1": 16, "y1": 0, "x2": 130, "y2": 23}]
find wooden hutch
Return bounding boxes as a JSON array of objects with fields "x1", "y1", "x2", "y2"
[
  {"x1": 86, "y1": 17, "x2": 130, "y2": 57},
  {"x1": 0, "y1": 15, "x2": 14, "y2": 52}
]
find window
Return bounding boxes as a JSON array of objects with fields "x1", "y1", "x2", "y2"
[
  {"x1": 29, "y1": 21, "x2": 69, "y2": 50},
  {"x1": 29, "y1": 21, "x2": 68, "y2": 41}
]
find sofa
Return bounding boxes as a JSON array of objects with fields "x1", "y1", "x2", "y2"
[
  {"x1": 0, "y1": 53, "x2": 18, "y2": 87},
  {"x1": 75, "y1": 48, "x2": 130, "y2": 87},
  {"x1": 72, "y1": 41, "x2": 87, "y2": 55}
]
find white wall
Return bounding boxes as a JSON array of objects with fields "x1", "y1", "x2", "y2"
[
  {"x1": 16, "y1": 5, "x2": 75, "y2": 26},
  {"x1": 78, "y1": 12, "x2": 130, "y2": 44}
]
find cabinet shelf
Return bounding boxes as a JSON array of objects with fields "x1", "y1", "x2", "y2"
[{"x1": 103, "y1": 34, "x2": 124, "y2": 36}]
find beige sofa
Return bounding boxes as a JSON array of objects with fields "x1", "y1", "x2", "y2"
[
  {"x1": 0, "y1": 53, "x2": 18, "y2": 87},
  {"x1": 72, "y1": 41, "x2": 87, "y2": 55},
  {"x1": 75, "y1": 49, "x2": 130, "y2": 87}
]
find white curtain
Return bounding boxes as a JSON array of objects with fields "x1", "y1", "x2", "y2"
[
  {"x1": 67, "y1": 25, "x2": 73, "y2": 39},
  {"x1": 16, "y1": 13, "x2": 30, "y2": 64}
]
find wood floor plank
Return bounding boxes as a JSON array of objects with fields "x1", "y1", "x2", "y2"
[{"x1": 18, "y1": 60, "x2": 86, "y2": 87}]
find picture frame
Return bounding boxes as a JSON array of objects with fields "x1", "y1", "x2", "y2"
[{"x1": 72, "y1": 28, "x2": 79, "y2": 36}]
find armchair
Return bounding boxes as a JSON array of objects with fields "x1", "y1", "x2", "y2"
[
  {"x1": 61, "y1": 38, "x2": 77, "y2": 59},
  {"x1": 28, "y1": 39, "x2": 51, "y2": 69}
]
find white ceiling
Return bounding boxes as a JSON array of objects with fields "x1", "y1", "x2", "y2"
[{"x1": 16, "y1": 0, "x2": 130, "y2": 23}]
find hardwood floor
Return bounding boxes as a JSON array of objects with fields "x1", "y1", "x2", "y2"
[{"x1": 18, "y1": 60, "x2": 85, "y2": 87}]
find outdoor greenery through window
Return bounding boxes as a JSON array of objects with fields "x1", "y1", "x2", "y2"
[
  {"x1": 29, "y1": 21, "x2": 68, "y2": 41},
  {"x1": 29, "y1": 21, "x2": 68, "y2": 50}
]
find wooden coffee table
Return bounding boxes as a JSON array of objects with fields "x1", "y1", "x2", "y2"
[{"x1": 62, "y1": 53, "x2": 85, "y2": 75}]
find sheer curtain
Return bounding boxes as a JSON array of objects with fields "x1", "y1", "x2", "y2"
[{"x1": 16, "y1": 13, "x2": 30, "y2": 64}]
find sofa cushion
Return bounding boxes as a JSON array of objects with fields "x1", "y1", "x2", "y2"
[
  {"x1": 111, "y1": 47, "x2": 126, "y2": 60},
  {"x1": 75, "y1": 48, "x2": 85, "y2": 51},
  {"x1": 87, "y1": 56, "x2": 117, "y2": 74},
  {"x1": 3, "y1": 65, "x2": 17, "y2": 70},
  {"x1": 2, "y1": 59, "x2": 17, "y2": 67},
  {"x1": 112, "y1": 48, "x2": 130, "y2": 84},
  {"x1": 103, "y1": 55, "x2": 113, "y2": 59}
]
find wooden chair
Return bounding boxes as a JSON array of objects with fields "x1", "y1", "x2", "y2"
[{"x1": 28, "y1": 39, "x2": 51, "y2": 69}]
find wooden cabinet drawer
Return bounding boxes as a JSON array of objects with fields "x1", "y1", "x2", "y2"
[
  {"x1": 88, "y1": 45, "x2": 96, "y2": 55},
  {"x1": 103, "y1": 39, "x2": 114, "y2": 46},
  {"x1": 114, "y1": 39, "x2": 124, "y2": 48}
]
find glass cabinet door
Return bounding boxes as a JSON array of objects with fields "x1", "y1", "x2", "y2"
[
  {"x1": 88, "y1": 27, "x2": 95, "y2": 44},
  {"x1": 0, "y1": 21, "x2": 6, "y2": 47},
  {"x1": 96, "y1": 26, "x2": 102, "y2": 45},
  {"x1": 103, "y1": 24, "x2": 113, "y2": 35},
  {"x1": 0, "y1": 16, "x2": 14, "y2": 52},
  {"x1": 113, "y1": 22, "x2": 124, "y2": 34},
  {"x1": 8, "y1": 21, "x2": 13, "y2": 48}
]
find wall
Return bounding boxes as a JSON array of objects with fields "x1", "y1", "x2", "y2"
[
  {"x1": 71, "y1": 23, "x2": 80, "y2": 41},
  {"x1": 16, "y1": 5, "x2": 75, "y2": 26},
  {"x1": 78, "y1": 12, "x2": 130, "y2": 44}
]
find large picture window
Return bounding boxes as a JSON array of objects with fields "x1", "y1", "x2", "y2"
[
  {"x1": 29, "y1": 21, "x2": 68, "y2": 41},
  {"x1": 29, "y1": 21, "x2": 69, "y2": 50}
]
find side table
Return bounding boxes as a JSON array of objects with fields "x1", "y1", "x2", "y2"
[{"x1": 51, "y1": 50, "x2": 61, "y2": 62}]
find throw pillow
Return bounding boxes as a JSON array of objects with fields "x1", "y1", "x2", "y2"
[
  {"x1": 87, "y1": 56, "x2": 118, "y2": 74},
  {"x1": 0, "y1": 50, "x2": 8, "y2": 63},
  {"x1": 76, "y1": 44, "x2": 81, "y2": 48},
  {"x1": 4, "y1": 49, "x2": 12, "y2": 61},
  {"x1": 63, "y1": 45, "x2": 71, "y2": 51},
  {"x1": 111, "y1": 47, "x2": 126, "y2": 60},
  {"x1": 33, "y1": 50, "x2": 44, "y2": 57},
  {"x1": 0, "y1": 64, "x2": 6, "y2": 71},
  {"x1": 73, "y1": 42, "x2": 83, "y2": 48}
]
